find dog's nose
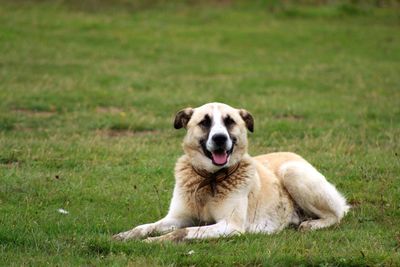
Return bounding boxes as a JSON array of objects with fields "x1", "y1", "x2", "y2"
[{"x1": 212, "y1": 134, "x2": 228, "y2": 146}]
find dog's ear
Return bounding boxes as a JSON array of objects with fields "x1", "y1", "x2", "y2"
[
  {"x1": 174, "y1": 108, "x2": 194, "y2": 129},
  {"x1": 239, "y1": 109, "x2": 254, "y2": 132}
]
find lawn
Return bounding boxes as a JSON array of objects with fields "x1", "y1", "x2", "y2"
[{"x1": 0, "y1": 1, "x2": 399, "y2": 266}]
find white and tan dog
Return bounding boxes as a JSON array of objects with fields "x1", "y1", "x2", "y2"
[{"x1": 113, "y1": 102, "x2": 349, "y2": 242}]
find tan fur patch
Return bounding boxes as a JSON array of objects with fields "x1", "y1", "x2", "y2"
[
  {"x1": 253, "y1": 152, "x2": 306, "y2": 179},
  {"x1": 175, "y1": 155, "x2": 253, "y2": 220}
]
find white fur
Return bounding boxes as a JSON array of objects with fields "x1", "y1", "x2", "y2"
[
  {"x1": 279, "y1": 161, "x2": 350, "y2": 230},
  {"x1": 206, "y1": 104, "x2": 233, "y2": 153}
]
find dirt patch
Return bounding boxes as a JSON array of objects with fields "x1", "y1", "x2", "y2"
[
  {"x1": 0, "y1": 156, "x2": 21, "y2": 167},
  {"x1": 13, "y1": 123, "x2": 35, "y2": 132},
  {"x1": 348, "y1": 199, "x2": 361, "y2": 208},
  {"x1": 273, "y1": 113, "x2": 304, "y2": 121},
  {"x1": 95, "y1": 107, "x2": 124, "y2": 114},
  {"x1": 13, "y1": 108, "x2": 56, "y2": 117},
  {"x1": 96, "y1": 129, "x2": 158, "y2": 137}
]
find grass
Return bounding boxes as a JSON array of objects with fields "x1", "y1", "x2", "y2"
[{"x1": 0, "y1": 1, "x2": 399, "y2": 266}]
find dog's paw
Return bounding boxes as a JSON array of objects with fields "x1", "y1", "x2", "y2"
[
  {"x1": 112, "y1": 230, "x2": 141, "y2": 241},
  {"x1": 298, "y1": 221, "x2": 312, "y2": 232},
  {"x1": 143, "y1": 236, "x2": 164, "y2": 243},
  {"x1": 112, "y1": 231, "x2": 129, "y2": 241},
  {"x1": 143, "y1": 234, "x2": 175, "y2": 243},
  {"x1": 299, "y1": 220, "x2": 319, "y2": 232},
  {"x1": 113, "y1": 225, "x2": 151, "y2": 241},
  {"x1": 143, "y1": 229, "x2": 188, "y2": 243}
]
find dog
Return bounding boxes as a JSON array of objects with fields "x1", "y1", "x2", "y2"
[{"x1": 113, "y1": 102, "x2": 349, "y2": 242}]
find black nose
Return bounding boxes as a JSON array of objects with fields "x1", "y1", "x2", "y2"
[{"x1": 212, "y1": 134, "x2": 228, "y2": 146}]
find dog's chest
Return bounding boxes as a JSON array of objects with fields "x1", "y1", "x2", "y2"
[
  {"x1": 179, "y1": 185, "x2": 225, "y2": 223},
  {"x1": 174, "y1": 156, "x2": 253, "y2": 221},
  {"x1": 177, "y1": 173, "x2": 251, "y2": 222}
]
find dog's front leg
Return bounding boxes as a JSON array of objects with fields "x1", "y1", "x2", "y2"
[
  {"x1": 144, "y1": 220, "x2": 244, "y2": 243},
  {"x1": 113, "y1": 184, "x2": 194, "y2": 241},
  {"x1": 145, "y1": 195, "x2": 248, "y2": 243},
  {"x1": 113, "y1": 216, "x2": 190, "y2": 241}
]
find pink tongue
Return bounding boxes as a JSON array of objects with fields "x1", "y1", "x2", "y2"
[{"x1": 211, "y1": 151, "x2": 228, "y2": 165}]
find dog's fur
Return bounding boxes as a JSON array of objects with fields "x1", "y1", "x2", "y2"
[{"x1": 113, "y1": 103, "x2": 349, "y2": 242}]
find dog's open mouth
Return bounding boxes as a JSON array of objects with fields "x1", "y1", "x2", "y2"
[
  {"x1": 211, "y1": 149, "x2": 229, "y2": 165},
  {"x1": 200, "y1": 140, "x2": 234, "y2": 166}
]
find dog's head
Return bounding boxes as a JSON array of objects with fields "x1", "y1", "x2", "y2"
[{"x1": 174, "y1": 102, "x2": 253, "y2": 172}]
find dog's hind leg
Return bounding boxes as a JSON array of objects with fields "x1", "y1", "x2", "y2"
[{"x1": 279, "y1": 161, "x2": 349, "y2": 231}]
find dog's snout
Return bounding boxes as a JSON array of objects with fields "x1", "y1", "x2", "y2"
[{"x1": 212, "y1": 134, "x2": 228, "y2": 146}]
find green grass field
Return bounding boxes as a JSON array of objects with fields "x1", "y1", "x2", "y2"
[{"x1": 1, "y1": 1, "x2": 399, "y2": 266}]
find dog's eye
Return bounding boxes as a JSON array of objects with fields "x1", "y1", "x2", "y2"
[
  {"x1": 224, "y1": 116, "x2": 235, "y2": 127},
  {"x1": 199, "y1": 115, "x2": 211, "y2": 128}
]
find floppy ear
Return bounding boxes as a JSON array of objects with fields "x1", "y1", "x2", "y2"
[
  {"x1": 239, "y1": 109, "x2": 254, "y2": 132},
  {"x1": 174, "y1": 108, "x2": 194, "y2": 129}
]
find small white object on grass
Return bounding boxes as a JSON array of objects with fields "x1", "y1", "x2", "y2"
[
  {"x1": 186, "y1": 250, "x2": 195, "y2": 256},
  {"x1": 57, "y1": 208, "x2": 69, "y2": 214}
]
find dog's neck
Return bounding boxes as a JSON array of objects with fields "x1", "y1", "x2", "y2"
[{"x1": 191, "y1": 162, "x2": 241, "y2": 197}]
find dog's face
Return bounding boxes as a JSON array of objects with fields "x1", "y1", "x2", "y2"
[{"x1": 174, "y1": 103, "x2": 253, "y2": 171}]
